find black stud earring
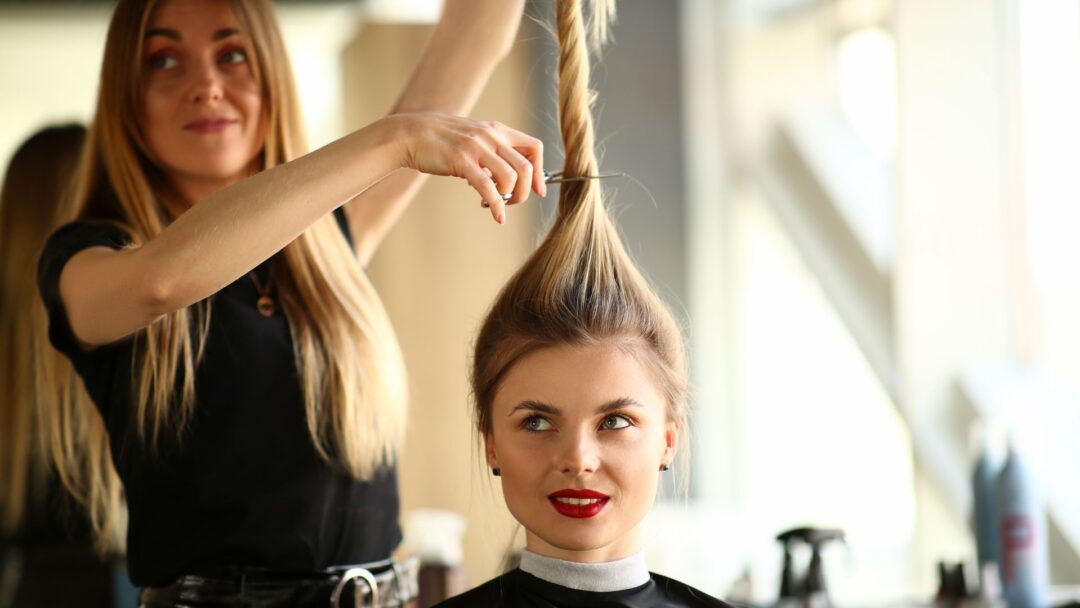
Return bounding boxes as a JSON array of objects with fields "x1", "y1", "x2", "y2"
[
  {"x1": 492, "y1": 468, "x2": 501, "y2": 477},
  {"x1": 660, "y1": 464, "x2": 670, "y2": 472}
]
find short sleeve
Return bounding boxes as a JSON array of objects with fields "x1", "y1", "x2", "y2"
[
  {"x1": 332, "y1": 206, "x2": 355, "y2": 251},
  {"x1": 37, "y1": 221, "x2": 133, "y2": 359}
]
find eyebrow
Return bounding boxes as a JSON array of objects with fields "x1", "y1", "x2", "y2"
[
  {"x1": 507, "y1": 397, "x2": 643, "y2": 417},
  {"x1": 144, "y1": 27, "x2": 240, "y2": 42}
]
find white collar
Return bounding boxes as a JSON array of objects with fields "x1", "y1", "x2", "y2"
[{"x1": 519, "y1": 549, "x2": 650, "y2": 592}]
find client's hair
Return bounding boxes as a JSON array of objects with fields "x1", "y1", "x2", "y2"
[{"x1": 471, "y1": 0, "x2": 687, "y2": 456}]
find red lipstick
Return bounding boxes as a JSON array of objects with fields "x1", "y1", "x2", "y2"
[
  {"x1": 183, "y1": 117, "x2": 237, "y2": 134},
  {"x1": 548, "y1": 489, "x2": 610, "y2": 519}
]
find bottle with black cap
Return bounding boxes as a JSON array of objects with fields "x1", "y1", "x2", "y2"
[{"x1": 775, "y1": 527, "x2": 846, "y2": 608}]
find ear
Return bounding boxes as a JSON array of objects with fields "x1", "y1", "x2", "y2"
[
  {"x1": 484, "y1": 431, "x2": 499, "y2": 470},
  {"x1": 662, "y1": 419, "x2": 680, "y2": 468}
]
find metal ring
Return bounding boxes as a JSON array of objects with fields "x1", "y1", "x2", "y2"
[{"x1": 330, "y1": 567, "x2": 379, "y2": 608}]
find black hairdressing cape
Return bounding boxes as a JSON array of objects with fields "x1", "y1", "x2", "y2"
[{"x1": 435, "y1": 568, "x2": 733, "y2": 608}]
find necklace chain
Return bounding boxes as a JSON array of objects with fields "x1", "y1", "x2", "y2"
[{"x1": 249, "y1": 269, "x2": 275, "y2": 317}]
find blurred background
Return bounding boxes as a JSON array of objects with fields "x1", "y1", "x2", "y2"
[{"x1": 1, "y1": 0, "x2": 1078, "y2": 605}]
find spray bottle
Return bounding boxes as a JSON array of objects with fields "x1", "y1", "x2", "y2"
[{"x1": 994, "y1": 436, "x2": 1048, "y2": 608}]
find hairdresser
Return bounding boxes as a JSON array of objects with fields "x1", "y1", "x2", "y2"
[{"x1": 36, "y1": 0, "x2": 543, "y2": 606}]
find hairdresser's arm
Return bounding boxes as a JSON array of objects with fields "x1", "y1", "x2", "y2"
[
  {"x1": 341, "y1": 0, "x2": 546, "y2": 266},
  {"x1": 58, "y1": 113, "x2": 536, "y2": 348}
]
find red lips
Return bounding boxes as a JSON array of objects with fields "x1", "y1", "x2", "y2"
[
  {"x1": 548, "y1": 489, "x2": 610, "y2": 519},
  {"x1": 183, "y1": 116, "x2": 238, "y2": 134}
]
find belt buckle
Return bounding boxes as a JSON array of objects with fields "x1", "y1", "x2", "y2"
[{"x1": 330, "y1": 567, "x2": 378, "y2": 608}]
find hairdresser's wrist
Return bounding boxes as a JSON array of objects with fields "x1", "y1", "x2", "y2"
[
  {"x1": 348, "y1": 115, "x2": 413, "y2": 179},
  {"x1": 368, "y1": 113, "x2": 415, "y2": 172}
]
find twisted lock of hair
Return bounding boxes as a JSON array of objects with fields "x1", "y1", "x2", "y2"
[{"x1": 472, "y1": 0, "x2": 688, "y2": 468}]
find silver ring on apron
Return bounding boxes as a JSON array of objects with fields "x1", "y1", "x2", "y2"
[{"x1": 330, "y1": 566, "x2": 378, "y2": 608}]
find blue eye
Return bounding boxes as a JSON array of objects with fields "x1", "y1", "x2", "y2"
[
  {"x1": 149, "y1": 53, "x2": 178, "y2": 70},
  {"x1": 523, "y1": 416, "x2": 552, "y2": 432},
  {"x1": 219, "y1": 49, "x2": 247, "y2": 65},
  {"x1": 600, "y1": 415, "x2": 631, "y2": 430}
]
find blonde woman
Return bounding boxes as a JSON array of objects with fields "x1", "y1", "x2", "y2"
[
  {"x1": 436, "y1": 1, "x2": 728, "y2": 606},
  {"x1": 35, "y1": 0, "x2": 543, "y2": 605},
  {"x1": 1, "y1": 124, "x2": 125, "y2": 607}
]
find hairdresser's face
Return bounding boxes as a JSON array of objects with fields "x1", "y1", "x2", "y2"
[
  {"x1": 486, "y1": 342, "x2": 677, "y2": 563},
  {"x1": 140, "y1": 0, "x2": 266, "y2": 206}
]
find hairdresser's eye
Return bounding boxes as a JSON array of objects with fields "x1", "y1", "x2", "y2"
[
  {"x1": 219, "y1": 48, "x2": 247, "y2": 65},
  {"x1": 148, "y1": 53, "x2": 178, "y2": 71},
  {"x1": 600, "y1": 415, "x2": 631, "y2": 431},
  {"x1": 522, "y1": 416, "x2": 552, "y2": 432}
]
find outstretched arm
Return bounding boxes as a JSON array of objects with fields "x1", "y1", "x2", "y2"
[
  {"x1": 341, "y1": 0, "x2": 546, "y2": 266},
  {"x1": 58, "y1": 113, "x2": 540, "y2": 348}
]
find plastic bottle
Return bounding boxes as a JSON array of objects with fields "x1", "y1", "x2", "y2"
[
  {"x1": 971, "y1": 421, "x2": 1002, "y2": 585},
  {"x1": 994, "y1": 438, "x2": 1048, "y2": 608}
]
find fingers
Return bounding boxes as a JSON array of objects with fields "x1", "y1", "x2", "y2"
[
  {"x1": 416, "y1": 116, "x2": 546, "y2": 225},
  {"x1": 501, "y1": 128, "x2": 546, "y2": 198},
  {"x1": 494, "y1": 142, "x2": 534, "y2": 207},
  {"x1": 481, "y1": 151, "x2": 517, "y2": 223},
  {"x1": 466, "y1": 164, "x2": 508, "y2": 224}
]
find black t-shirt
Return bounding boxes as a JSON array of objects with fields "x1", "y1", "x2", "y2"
[
  {"x1": 36, "y1": 208, "x2": 402, "y2": 587},
  {"x1": 435, "y1": 568, "x2": 734, "y2": 608}
]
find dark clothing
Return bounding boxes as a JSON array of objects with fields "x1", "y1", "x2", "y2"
[
  {"x1": 36, "y1": 208, "x2": 402, "y2": 588},
  {"x1": 1, "y1": 475, "x2": 113, "y2": 608},
  {"x1": 435, "y1": 568, "x2": 732, "y2": 608},
  {"x1": 137, "y1": 557, "x2": 417, "y2": 608}
]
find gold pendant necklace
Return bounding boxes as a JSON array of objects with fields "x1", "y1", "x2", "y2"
[{"x1": 249, "y1": 270, "x2": 275, "y2": 317}]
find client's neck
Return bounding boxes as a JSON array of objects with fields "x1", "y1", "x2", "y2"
[{"x1": 523, "y1": 527, "x2": 642, "y2": 563}]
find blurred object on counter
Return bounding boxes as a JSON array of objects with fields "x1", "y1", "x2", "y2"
[
  {"x1": 995, "y1": 436, "x2": 1048, "y2": 608},
  {"x1": 935, "y1": 560, "x2": 970, "y2": 604},
  {"x1": 971, "y1": 420, "x2": 1005, "y2": 588},
  {"x1": 931, "y1": 560, "x2": 1008, "y2": 608},
  {"x1": 727, "y1": 563, "x2": 756, "y2": 606},
  {"x1": 776, "y1": 526, "x2": 846, "y2": 608},
  {"x1": 400, "y1": 509, "x2": 467, "y2": 608},
  {"x1": 974, "y1": 562, "x2": 1006, "y2": 608}
]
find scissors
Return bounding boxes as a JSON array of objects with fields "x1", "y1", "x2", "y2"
[
  {"x1": 542, "y1": 170, "x2": 622, "y2": 185},
  {"x1": 487, "y1": 170, "x2": 622, "y2": 204},
  {"x1": 494, "y1": 170, "x2": 622, "y2": 201}
]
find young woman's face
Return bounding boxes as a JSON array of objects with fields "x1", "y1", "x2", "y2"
[
  {"x1": 140, "y1": 0, "x2": 267, "y2": 202},
  {"x1": 486, "y1": 342, "x2": 677, "y2": 563}
]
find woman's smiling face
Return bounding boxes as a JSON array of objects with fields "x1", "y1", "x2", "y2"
[
  {"x1": 486, "y1": 341, "x2": 678, "y2": 563},
  {"x1": 139, "y1": 0, "x2": 267, "y2": 204}
]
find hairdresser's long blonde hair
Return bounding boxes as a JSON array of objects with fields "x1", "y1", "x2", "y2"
[
  {"x1": 472, "y1": 0, "x2": 688, "y2": 461},
  {"x1": 54, "y1": 0, "x2": 407, "y2": 551},
  {"x1": 0, "y1": 125, "x2": 125, "y2": 553}
]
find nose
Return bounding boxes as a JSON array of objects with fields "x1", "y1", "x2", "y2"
[
  {"x1": 188, "y1": 58, "x2": 224, "y2": 105},
  {"x1": 557, "y1": 429, "x2": 600, "y2": 476}
]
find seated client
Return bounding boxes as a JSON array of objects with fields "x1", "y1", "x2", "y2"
[{"x1": 437, "y1": 1, "x2": 731, "y2": 606}]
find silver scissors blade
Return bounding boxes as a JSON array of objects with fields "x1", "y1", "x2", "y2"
[{"x1": 543, "y1": 170, "x2": 623, "y2": 184}]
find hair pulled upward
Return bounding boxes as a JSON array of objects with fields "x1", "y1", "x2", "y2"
[{"x1": 472, "y1": 0, "x2": 687, "y2": 436}]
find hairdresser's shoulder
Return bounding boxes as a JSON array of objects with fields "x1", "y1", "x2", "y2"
[
  {"x1": 37, "y1": 219, "x2": 134, "y2": 296},
  {"x1": 44, "y1": 219, "x2": 134, "y2": 254}
]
